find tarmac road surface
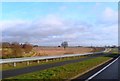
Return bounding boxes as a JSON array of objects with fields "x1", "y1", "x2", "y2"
[
  {"x1": 72, "y1": 55, "x2": 120, "y2": 81},
  {"x1": 88, "y1": 56, "x2": 120, "y2": 81}
]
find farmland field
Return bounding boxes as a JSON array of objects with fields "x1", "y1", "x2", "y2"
[
  {"x1": 1, "y1": 47, "x2": 104, "y2": 58},
  {"x1": 32, "y1": 47, "x2": 104, "y2": 56}
]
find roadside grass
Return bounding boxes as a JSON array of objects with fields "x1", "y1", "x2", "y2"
[
  {"x1": 110, "y1": 48, "x2": 119, "y2": 54},
  {"x1": 22, "y1": 51, "x2": 35, "y2": 57},
  {"x1": 104, "y1": 48, "x2": 119, "y2": 55},
  {"x1": 1, "y1": 55, "x2": 87, "y2": 71},
  {"x1": 2, "y1": 49, "x2": 36, "y2": 59},
  {"x1": 6, "y1": 56, "x2": 111, "y2": 80},
  {"x1": 2, "y1": 48, "x2": 13, "y2": 53},
  {"x1": 105, "y1": 53, "x2": 119, "y2": 58},
  {"x1": 2, "y1": 48, "x2": 119, "y2": 71}
]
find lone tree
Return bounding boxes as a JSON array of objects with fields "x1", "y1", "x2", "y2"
[{"x1": 61, "y1": 41, "x2": 68, "y2": 49}]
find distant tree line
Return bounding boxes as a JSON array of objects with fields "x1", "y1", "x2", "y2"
[{"x1": 1, "y1": 42, "x2": 33, "y2": 58}]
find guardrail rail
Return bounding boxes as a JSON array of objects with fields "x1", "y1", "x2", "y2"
[{"x1": 0, "y1": 48, "x2": 110, "y2": 67}]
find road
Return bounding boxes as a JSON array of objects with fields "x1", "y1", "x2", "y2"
[
  {"x1": 1, "y1": 53, "x2": 105, "y2": 79},
  {"x1": 72, "y1": 55, "x2": 120, "y2": 81},
  {"x1": 88, "y1": 56, "x2": 120, "y2": 81}
]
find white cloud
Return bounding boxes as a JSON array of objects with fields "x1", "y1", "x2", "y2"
[
  {"x1": 101, "y1": 7, "x2": 118, "y2": 24},
  {"x1": 2, "y1": 15, "x2": 90, "y2": 45},
  {"x1": 2, "y1": 13, "x2": 118, "y2": 46},
  {"x1": 39, "y1": 14, "x2": 64, "y2": 26},
  {"x1": 1, "y1": 20, "x2": 30, "y2": 31}
]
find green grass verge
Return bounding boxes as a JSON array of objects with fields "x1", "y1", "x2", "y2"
[
  {"x1": 2, "y1": 48, "x2": 119, "y2": 71},
  {"x1": 7, "y1": 56, "x2": 111, "y2": 80},
  {"x1": 1, "y1": 56, "x2": 86, "y2": 71},
  {"x1": 110, "y1": 48, "x2": 119, "y2": 54}
]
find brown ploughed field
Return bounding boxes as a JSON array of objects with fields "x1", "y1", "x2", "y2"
[{"x1": 32, "y1": 47, "x2": 104, "y2": 56}]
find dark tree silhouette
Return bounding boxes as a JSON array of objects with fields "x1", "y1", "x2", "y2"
[
  {"x1": 2, "y1": 42, "x2": 10, "y2": 48},
  {"x1": 23, "y1": 43, "x2": 33, "y2": 53},
  {"x1": 11, "y1": 42, "x2": 23, "y2": 58},
  {"x1": 61, "y1": 41, "x2": 68, "y2": 49}
]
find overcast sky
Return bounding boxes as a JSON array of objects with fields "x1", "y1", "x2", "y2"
[{"x1": 1, "y1": 2, "x2": 118, "y2": 46}]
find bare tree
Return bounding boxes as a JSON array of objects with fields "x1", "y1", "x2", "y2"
[
  {"x1": 23, "y1": 43, "x2": 33, "y2": 53},
  {"x1": 61, "y1": 41, "x2": 68, "y2": 49},
  {"x1": 11, "y1": 42, "x2": 23, "y2": 58},
  {"x1": 2, "y1": 42, "x2": 10, "y2": 48}
]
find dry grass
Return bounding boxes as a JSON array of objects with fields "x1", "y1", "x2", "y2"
[{"x1": 0, "y1": 47, "x2": 104, "y2": 58}]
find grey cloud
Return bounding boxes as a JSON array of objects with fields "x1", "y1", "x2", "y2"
[
  {"x1": 2, "y1": 18, "x2": 93, "y2": 46},
  {"x1": 2, "y1": 15, "x2": 117, "y2": 46}
]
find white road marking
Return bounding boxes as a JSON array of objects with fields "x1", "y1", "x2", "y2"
[{"x1": 85, "y1": 55, "x2": 120, "y2": 81}]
